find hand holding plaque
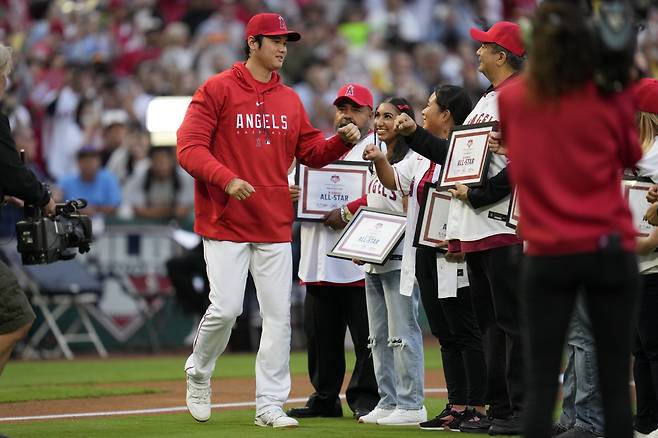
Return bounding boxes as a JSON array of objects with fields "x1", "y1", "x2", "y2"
[
  {"x1": 295, "y1": 161, "x2": 369, "y2": 221},
  {"x1": 328, "y1": 207, "x2": 406, "y2": 265}
]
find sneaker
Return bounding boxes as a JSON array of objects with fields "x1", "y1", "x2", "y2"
[
  {"x1": 358, "y1": 407, "x2": 394, "y2": 424},
  {"x1": 552, "y1": 423, "x2": 570, "y2": 436},
  {"x1": 419, "y1": 404, "x2": 465, "y2": 431},
  {"x1": 489, "y1": 414, "x2": 522, "y2": 435},
  {"x1": 555, "y1": 426, "x2": 603, "y2": 438},
  {"x1": 186, "y1": 376, "x2": 211, "y2": 422},
  {"x1": 459, "y1": 408, "x2": 492, "y2": 433},
  {"x1": 376, "y1": 406, "x2": 427, "y2": 426},
  {"x1": 255, "y1": 407, "x2": 299, "y2": 428},
  {"x1": 635, "y1": 431, "x2": 649, "y2": 438}
]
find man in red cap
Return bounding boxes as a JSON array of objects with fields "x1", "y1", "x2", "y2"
[
  {"x1": 287, "y1": 83, "x2": 379, "y2": 421},
  {"x1": 397, "y1": 21, "x2": 526, "y2": 435},
  {"x1": 177, "y1": 12, "x2": 362, "y2": 429}
]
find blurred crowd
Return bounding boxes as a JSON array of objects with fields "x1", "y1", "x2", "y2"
[{"x1": 0, "y1": 0, "x2": 657, "y2": 230}]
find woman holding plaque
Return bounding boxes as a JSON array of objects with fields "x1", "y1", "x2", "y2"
[
  {"x1": 363, "y1": 85, "x2": 487, "y2": 432},
  {"x1": 631, "y1": 78, "x2": 658, "y2": 438},
  {"x1": 498, "y1": 2, "x2": 642, "y2": 437},
  {"x1": 352, "y1": 97, "x2": 427, "y2": 426}
]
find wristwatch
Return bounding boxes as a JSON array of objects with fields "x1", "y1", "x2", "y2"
[{"x1": 339, "y1": 205, "x2": 353, "y2": 223}]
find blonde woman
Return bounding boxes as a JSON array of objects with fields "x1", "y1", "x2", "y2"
[{"x1": 631, "y1": 78, "x2": 658, "y2": 438}]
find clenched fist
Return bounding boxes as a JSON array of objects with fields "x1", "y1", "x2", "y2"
[
  {"x1": 362, "y1": 143, "x2": 385, "y2": 162},
  {"x1": 226, "y1": 177, "x2": 255, "y2": 201},
  {"x1": 337, "y1": 123, "x2": 361, "y2": 144},
  {"x1": 394, "y1": 113, "x2": 417, "y2": 136}
]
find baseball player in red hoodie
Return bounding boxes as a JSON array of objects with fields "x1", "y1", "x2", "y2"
[{"x1": 176, "y1": 13, "x2": 361, "y2": 429}]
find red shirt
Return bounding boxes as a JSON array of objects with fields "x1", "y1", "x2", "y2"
[
  {"x1": 177, "y1": 62, "x2": 351, "y2": 243},
  {"x1": 500, "y1": 79, "x2": 641, "y2": 255}
]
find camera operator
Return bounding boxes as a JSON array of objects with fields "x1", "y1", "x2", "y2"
[
  {"x1": 497, "y1": 2, "x2": 642, "y2": 438},
  {"x1": 0, "y1": 44, "x2": 56, "y2": 375}
]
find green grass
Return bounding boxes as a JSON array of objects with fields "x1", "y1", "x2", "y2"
[
  {"x1": 0, "y1": 399, "x2": 519, "y2": 438},
  {"x1": 0, "y1": 385, "x2": 161, "y2": 403},
  {"x1": 1, "y1": 348, "x2": 444, "y2": 403}
]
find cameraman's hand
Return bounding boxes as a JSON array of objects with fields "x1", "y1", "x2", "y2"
[
  {"x1": 225, "y1": 178, "x2": 255, "y2": 201},
  {"x1": 42, "y1": 198, "x2": 56, "y2": 216}
]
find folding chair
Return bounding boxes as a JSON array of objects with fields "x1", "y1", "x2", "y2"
[{"x1": 21, "y1": 260, "x2": 108, "y2": 360}]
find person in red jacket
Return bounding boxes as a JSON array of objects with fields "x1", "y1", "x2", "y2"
[
  {"x1": 176, "y1": 13, "x2": 361, "y2": 429},
  {"x1": 498, "y1": 3, "x2": 642, "y2": 438}
]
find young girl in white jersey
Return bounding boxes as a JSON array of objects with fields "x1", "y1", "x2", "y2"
[
  {"x1": 354, "y1": 97, "x2": 427, "y2": 426},
  {"x1": 363, "y1": 85, "x2": 487, "y2": 432}
]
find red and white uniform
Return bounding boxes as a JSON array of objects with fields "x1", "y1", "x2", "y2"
[
  {"x1": 445, "y1": 80, "x2": 520, "y2": 252},
  {"x1": 177, "y1": 62, "x2": 353, "y2": 416},
  {"x1": 393, "y1": 153, "x2": 469, "y2": 297},
  {"x1": 363, "y1": 149, "x2": 411, "y2": 275}
]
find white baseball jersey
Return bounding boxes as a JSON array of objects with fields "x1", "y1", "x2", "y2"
[
  {"x1": 445, "y1": 87, "x2": 516, "y2": 244},
  {"x1": 364, "y1": 149, "x2": 411, "y2": 275},
  {"x1": 298, "y1": 133, "x2": 375, "y2": 283},
  {"x1": 393, "y1": 151, "x2": 468, "y2": 297}
]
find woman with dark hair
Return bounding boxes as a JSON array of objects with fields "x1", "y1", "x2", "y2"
[
  {"x1": 352, "y1": 97, "x2": 427, "y2": 426},
  {"x1": 363, "y1": 85, "x2": 487, "y2": 431},
  {"x1": 497, "y1": 2, "x2": 642, "y2": 437}
]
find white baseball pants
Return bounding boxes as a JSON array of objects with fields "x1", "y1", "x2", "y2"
[{"x1": 184, "y1": 239, "x2": 293, "y2": 415}]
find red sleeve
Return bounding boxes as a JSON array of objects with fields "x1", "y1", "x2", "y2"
[
  {"x1": 295, "y1": 100, "x2": 353, "y2": 168},
  {"x1": 176, "y1": 82, "x2": 237, "y2": 190},
  {"x1": 346, "y1": 194, "x2": 367, "y2": 214}
]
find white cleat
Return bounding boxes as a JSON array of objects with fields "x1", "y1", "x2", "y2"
[
  {"x1": 376, "y1": 406, "x2": 427, "y2": 426},
  {"x1": 358, "y1": 407, "x2": 395, "y2": 424},
  {"x1": 255, "y1": 407, "x2": 299, "y2": 428},
  {"x1": 186, "y1": 376, "x2": 211, "y2": 422}
]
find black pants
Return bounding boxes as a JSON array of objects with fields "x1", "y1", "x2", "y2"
[
  {"x1": 304, "y1": 284, "x2": 379, "y2": 413},
  {"x1": 634, "y1": 273, "x2": 658, "y2": 434},
  {"x1": 466, "y1": 244, "x2": 524, "y2": 419},
  {"x1": 521, "y1": 250, "x2": 639, "y2": 438},
  {"x1": 166, "y1": 243, "x2": 209, "y2": 315},
  {"x1": 416, "y1": 247, "x2": 486, "y2": 406}
]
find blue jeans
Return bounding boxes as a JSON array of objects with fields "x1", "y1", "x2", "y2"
[
  {"x1": 558, "y1": 293, "x2": 605, "y2": 435},
  {"x1": 365, "y1": 270, "x2": 424, "y2": 410}
]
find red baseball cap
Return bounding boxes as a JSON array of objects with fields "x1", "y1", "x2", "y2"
[
  {"x1": 245, "y1": 13, "x2": 301, "y2": 42},
  {"x1": 633, "y1": 78, "x2": 658, "y2": 114},
  {"x1": 333, "y1": 84, "x2": 373, "y2": 109},
  {"x1": 470, "y1": 21, "x2": 525, "y2": 57}
]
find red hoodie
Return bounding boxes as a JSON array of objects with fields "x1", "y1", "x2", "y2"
[{"x1": 177, "y1": 62, "x2": 352, "y2": 243}]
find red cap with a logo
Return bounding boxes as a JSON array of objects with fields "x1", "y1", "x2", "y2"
[
  {"x1": 470, "y1": 21, "x2": 525, "y2": 57},
  {"x1": 245, "y1": 13, "x2": 301, "y2": 41},
  {"x1": 633, "y1": 78, "x2": 658, "y2": 114},
  {"x1": 333, "y1": 84, "x2": 374, "y2": 110}
]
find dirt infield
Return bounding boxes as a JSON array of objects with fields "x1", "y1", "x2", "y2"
[{"x1": 0, "y1": 370, "x2": 447, "y2": 420}]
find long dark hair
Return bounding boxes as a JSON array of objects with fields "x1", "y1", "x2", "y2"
[
  {"x1": 434, "y1": 84, "x2": 472, "y2": 126},
  {"x1": 380, "y1": 96, "x2": 415, "y2": 165},
  {"x1": 527, "y1": 1, "x2": 595, "y2": 99}
]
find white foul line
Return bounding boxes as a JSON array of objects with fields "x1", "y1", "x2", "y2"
[{"x1": 0, "y1": 388, "x2": 448, "y2": 422}]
